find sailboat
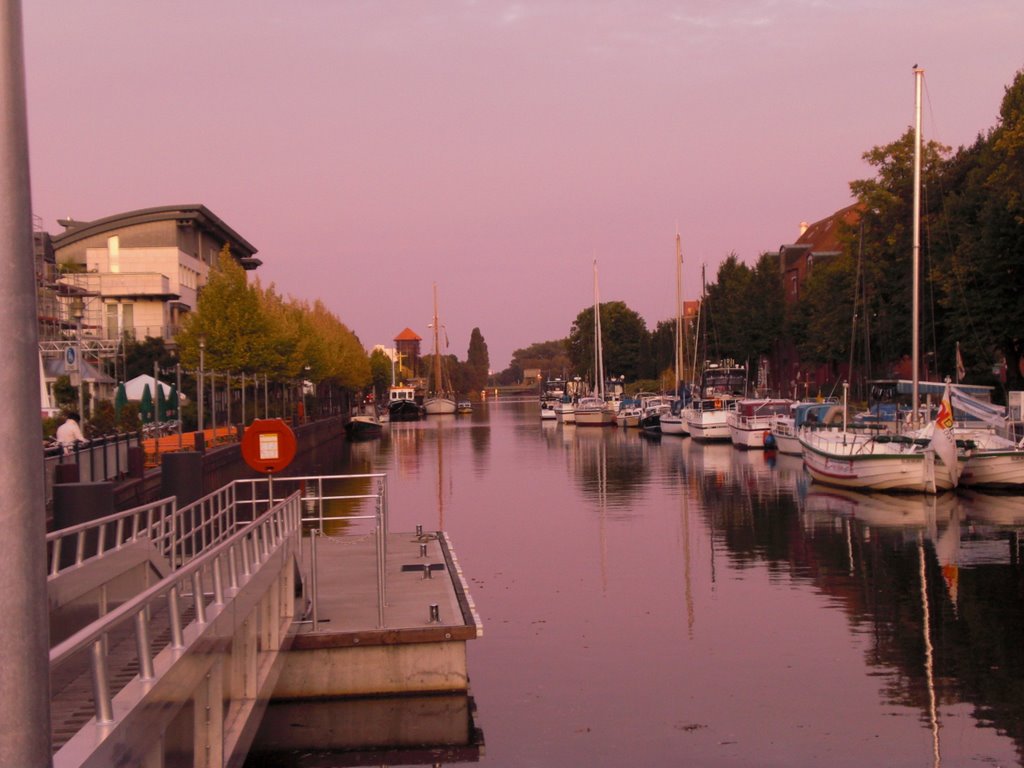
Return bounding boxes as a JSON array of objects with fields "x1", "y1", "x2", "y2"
[
  {"x1": 661, "y1": 231, "x2": 689, "y2": 436},
  {"x1": 575, "y1": 261, "x2": 616, "y2": 426},
  {"x1": 799, "y1": 67, "x2": 962, "y2": 493},
  {"x1": 423, "y1": 283, "x2": 457, "y2": 415}
]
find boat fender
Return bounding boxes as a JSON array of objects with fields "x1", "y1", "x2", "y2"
[{"x1": 763, "y1": 430, "x2": 775, "y2": 448}]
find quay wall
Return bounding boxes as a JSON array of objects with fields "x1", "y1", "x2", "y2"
[{"x1": 62, "y1": 416, "x2": 346, "y2": 516}]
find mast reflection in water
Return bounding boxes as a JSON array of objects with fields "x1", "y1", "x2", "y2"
[{"x1": 254, "y1": 400, "x2": 1024, "y2": 767}]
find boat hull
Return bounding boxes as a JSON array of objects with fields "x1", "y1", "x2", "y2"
[
  {"x1": 345, "y1": 416, "x2": 382, "y2": 439},
  {"x1": 800, "y1": 431, "x2": 957, "y2": 492},
  {"x1": 575, "y1": 409, "x2": 616, "y2": 427},
  {"x1": 685, "y1": 410, "x2": 731, "y2": 441},
  {"x1": 728, "y1": 418, "x2": 775, "y2": 449},
  {"x1": 960, "y1": 450, "x2": 1024, "y2": 488},
  {"x1": 424, "y1": 397, "x2": 457, "y2": 415},
  {"x1": 388, "y1": 401, "x2": 425, "y2": 421},
  {"x1": 659, "y1": 414, "x2": 688, "y2": 436}
]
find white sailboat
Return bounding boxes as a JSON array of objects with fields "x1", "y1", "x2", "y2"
[
  {"x1": 423, "y1": 283, "x2": 457, "y2": 415},
  {"x1": 799, "y1": 67, "x2": 961, "y2": 494},
  {"x1": 576, "y1": 261, "x2": 616, "y2": 427},
  {"x1": 660, "y1": 231, "x2": 688, "y2": 436}
]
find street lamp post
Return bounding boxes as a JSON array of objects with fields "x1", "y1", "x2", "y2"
[
  {"x1": 198, "y1": 336, "x2": 205, "y2": 433},
  {"x1": 71, "y1": 297, "x2": 85, "y2": 427}
]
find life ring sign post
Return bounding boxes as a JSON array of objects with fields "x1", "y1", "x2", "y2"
[{"x1": 241, "y1": 419, "x2": 298, "y2": 507}]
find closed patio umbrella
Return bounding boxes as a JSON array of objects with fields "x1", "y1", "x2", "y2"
[{"x1": 140, "y1": 383, "x2": 154, "y2": 423}]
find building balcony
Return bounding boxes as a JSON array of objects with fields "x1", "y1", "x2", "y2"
[{"x1": 59, "y1": 272, "x2": 180, "y2": 301}]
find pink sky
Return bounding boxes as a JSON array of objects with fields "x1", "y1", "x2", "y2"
[{"x1": 21, "y1": 2, "x2": 1024, "y2": 369}]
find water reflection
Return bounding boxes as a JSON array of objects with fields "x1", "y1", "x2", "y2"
[{"x1": 256, "y1": 403, "x2": 1024, "y2": 766}]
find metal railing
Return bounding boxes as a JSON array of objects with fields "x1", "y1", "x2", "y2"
[
  {"x1": 233, "y1": 473, "x2": 390, "y2": 628},
  {"x1": 46, "y1": 496, "x2": 177, "y2": 578},
  {"x1": 44, "y1": 432, "x2": 141, "y2": 510},
  {"x1": 49, "y1": 492, "x2": 301, "y2": 730}
]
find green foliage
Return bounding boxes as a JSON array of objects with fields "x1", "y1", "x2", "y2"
[
  {"x1": 793, "y1": 254, "x2": 856, "y2": 364},
  {"x1": 567, "y1": 301, "x2": 650, "y2": 382},
  {"x1": 53, "y1": 375, "x2": 77, "y2": 410},
  {"x1": 466, "y1": 328, "x2": 490, "y2": 392},
  {"x1": 502, "y1": 339, "x2": 571, "y2": 384},
  {"x1": 932, "y1": 69, "x2": 1024, "y2": 387},
  {"x1": 369, "y1": 349, "x2": 393, "y2": 398},
  {"x1": 703, "y1": 253, "x2": 782, "y2": 366},
  {"x1": 178, "y1": 249, "x2": 273, "y2": 374},
  {"x1": 177, "y1": 249, "x2": 370, "y2": 397},
  {"x1": 117, "y1": 401, "x2": 140, "y2": 432},
  {"x1": 124, "y1": 337, "x2": 176, "y2": 381},
  {"x1": 90, "y1": 399, "x2": 117, "y2": 435}
]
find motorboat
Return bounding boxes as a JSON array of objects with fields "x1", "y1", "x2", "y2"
[
  {"x1": 727, "y1": 398, "x2": 793, "y2": 449},
  {"x1": 770, "y1": 401, "x2": 843, "y2": 455},
  {"x1": 387, "y1": 385, "x2": 424, "y2": 421}
]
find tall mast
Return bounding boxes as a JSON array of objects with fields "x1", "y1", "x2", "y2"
[
  {"x1": 594, "y1": 260, "x2": 604, "y2": 398},
  {"x1": 432, "y1": 283, "x2": 442, "y2": 394},
  {"x1": 675, "y1": 230, "x2": 683, "y2": 393},
  {"x1": 912, "y1": 66, "x2": 924, "y2": 418}
]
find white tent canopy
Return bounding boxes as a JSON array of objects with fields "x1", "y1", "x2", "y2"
[{"x1": 122, "y1": 374, "x2": 182, "y2": 402}]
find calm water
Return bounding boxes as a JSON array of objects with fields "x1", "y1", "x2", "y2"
[{"x1": 290, "y1": 400, "x2": 1024, "y2": 766}]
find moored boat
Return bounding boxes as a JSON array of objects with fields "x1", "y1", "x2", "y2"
[
  {"x1": 576, "y1": 262, "x2": 617, "y2": 427},
  {"x1": 771, "y1": 401, "x2": 842, "y2": 456},
  {"x1": 638, "y1": 395, "x2": 673, "y2": 434},
  {"x1": 798, "y1": 69, "x2": 965, "y2": 495},
  {"x1": 555, "y1": 396, "x2": 576, "y2": 424},
  {"x1": 345, "y1": 405, "x2": 383, "y2": 438},
  {"x1": 575, "y1": 396, "x2": 616, "y2": 427},
  {"x1": 728, "y1": 398, "x2": 794, "y2": 449},
  {"x1": 423, "y1": 284, "x2": 457, "y2": 415},
  {"x1": 388, "y1": 385, "x2": 425, "y2": 421},
  {"x1": 682, "y1": 360, "x2": 746, "y2": 441}
]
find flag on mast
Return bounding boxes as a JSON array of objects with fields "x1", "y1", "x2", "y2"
[
  {"x1": 930, "y1": 381, "x2": 960, "y2": 487},
  {"x1": 955, "y1": 342, "x2": 966, "y2": 383}
]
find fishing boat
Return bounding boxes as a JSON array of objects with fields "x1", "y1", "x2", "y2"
[
  {"x1": 576, "y1": 262, "x2": 616, "y2": 427},
  {"x1": 798, "y1": 68, "x2": 962, "y2": 494},
  {"x1": 423, "y1": 284, "x2": 457, "y2": 415}
]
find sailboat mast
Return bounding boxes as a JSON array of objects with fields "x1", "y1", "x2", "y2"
[
  {"x1": 675, "y1": 231, "x2": 683, "y2": 392},
  {"x1": 594, "y1": 260, "x2": 604, "y2": 398},
  {"x1": 433, "y1": 283, "x2": 442, "y2": 395},
  {"x1": 912, "y1": 66, "x2": 923, "y2": 418}
]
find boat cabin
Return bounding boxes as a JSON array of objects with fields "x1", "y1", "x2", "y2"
[
  {"x1": 389, "y1": 386, "x2": 417, "y2": 403},
  {"x1": 699, "y1": 361, "x2": 747, "y2": 399},
  {"x1": 735, "y1": 399, "x2": 792, "y2": 419}
]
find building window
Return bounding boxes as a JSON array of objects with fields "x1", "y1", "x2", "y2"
[
  {"x1": 122, "y1": 303, "x2": 134, "y2": 338},
  {"x1": 106, "y1": 303, "x2": 118, "y2": 339}
]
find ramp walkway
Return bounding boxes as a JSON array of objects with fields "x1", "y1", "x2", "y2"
[{"x1": 46, "y1": 473, "x2": 481, "y2": 767}]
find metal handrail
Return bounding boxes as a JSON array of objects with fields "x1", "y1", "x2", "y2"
[
  {"x1": 46, "y1": 497, "x2": 177, "y2": 578},
  {"x1": 233, "y1": 473, "x2": 390, "y2": 628},
  {"x1": 49, "y1": 492, "x2": 302, "y2": 728}
]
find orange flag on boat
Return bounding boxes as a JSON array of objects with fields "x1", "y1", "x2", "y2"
[{"x1": 930, "y1": 382, "x2": 959, "y2": 487}]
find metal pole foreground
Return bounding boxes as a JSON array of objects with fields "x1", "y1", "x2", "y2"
[{"x1": 0, "y1": 2, "x2": 53, "y2": 765}]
